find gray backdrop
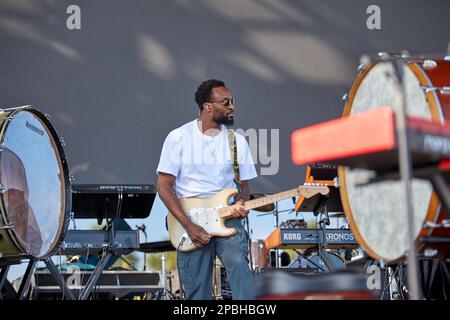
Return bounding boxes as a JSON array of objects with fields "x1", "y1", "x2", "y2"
[{"x1": 1, "y1": 0, "x2": 449, "y2": 193}]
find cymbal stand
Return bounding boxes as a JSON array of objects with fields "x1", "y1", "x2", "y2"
[
  {"x1": 155, "y1": 252, "x2": 177, "y2": 300},
  {"x1": 161, "y1": 252, "x2": 168, "y2": 299},
  {"x1": 274, "y1": 202, "x2": 281, "y2": 268}
]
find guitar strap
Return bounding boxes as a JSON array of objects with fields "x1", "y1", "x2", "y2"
[
  {"x1": 227, "y1": 129, "x2": 242, "y2": 193},
  {"x1": 228, "y1": 129, "x2": 252, "y2": 270}
]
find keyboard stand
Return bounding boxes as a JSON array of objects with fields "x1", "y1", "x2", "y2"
[
  {"x1": 78, "y1": 189, "x2": 124, "y2": 300},
  {"x1": 1, "y1": 258, "x2": 76, "y2": 300},
  {"x1": 315, "y1": 199, "x2": 338, "y2": 272}
]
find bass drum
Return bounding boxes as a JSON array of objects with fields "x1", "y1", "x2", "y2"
[
  {"x1": 338, "y1": 57, "x2": 450, "y2": 262},
  {"x1": 0, "y1": 106, "x2": 71, "y2": 260}
]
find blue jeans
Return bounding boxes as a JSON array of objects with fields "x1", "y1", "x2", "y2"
[{"x1": 177, "y1": 218, "x2": 254, "y2": 300}]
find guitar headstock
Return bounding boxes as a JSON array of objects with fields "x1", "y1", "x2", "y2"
[{"x1": 297, "y1": 183, "x2": 330, "y2": 198}]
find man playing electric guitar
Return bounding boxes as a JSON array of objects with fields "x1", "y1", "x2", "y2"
[{"x1": 156, "y1": 79, "x2": 257, "y2": 300}]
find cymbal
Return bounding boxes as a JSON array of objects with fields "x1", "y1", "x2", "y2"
[{"x1": 250, "y1": 193, "x2": 275, "y2": 212}]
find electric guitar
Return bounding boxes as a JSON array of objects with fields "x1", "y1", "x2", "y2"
[{"x1": 167, "y1": 184, "x2": 329, "y2": 252}]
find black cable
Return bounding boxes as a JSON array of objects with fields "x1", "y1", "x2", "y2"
[{"x1": 293, "y1": 249, "x2": 325, "y2": 272}]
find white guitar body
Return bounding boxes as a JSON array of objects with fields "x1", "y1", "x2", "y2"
[
  {"x1": 167, "y1": 188, "x2": 239, "y2": 252},
  {"x1": 167, "y1": 184, "x2": 329, "y2": 252}
]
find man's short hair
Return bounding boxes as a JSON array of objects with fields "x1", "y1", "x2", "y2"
[{"x1": 194, "y1": 79, "x2": 225, "y2": 111}]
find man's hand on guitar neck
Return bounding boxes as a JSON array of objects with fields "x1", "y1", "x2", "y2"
[
  {"x1": 232, "y1": 180, "x2": 250, "y2": 218},
  {"x1": 231, "y1": 199, "x2": 249, "y2": 218},
  {"x1": 185, "y1": 222, "x2": 211, "y2": 247}
]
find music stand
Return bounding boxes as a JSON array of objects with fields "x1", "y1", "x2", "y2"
[{"x1": 72, "y1": 184, "x2": 156, "y2": 223}]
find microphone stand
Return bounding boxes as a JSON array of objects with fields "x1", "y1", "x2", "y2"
[
  {"x1": 136, "y1": 224, "x2": 148, "y2": 271},
  {"x1": 390, "y1": 57, "x2": 422, "y2": 300}
]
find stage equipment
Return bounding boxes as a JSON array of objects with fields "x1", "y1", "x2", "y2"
[
  {"x1": 254, "y1": 269, "x2": 374, "y2": 300},
  {"x1": 288, "y1": 250, "x2": 346, "y2": 272},
  {"x1": 250, "y1": 240, "x2": 270, "y2": 271},
  {"x1": 138, "y1": 240, "x2": 175, "y2": 253},
  {"x1": 31, "y1": 270, "x2": 161, "y2": 300},
  {"x1": 292, "y1": 54, "x2": 450, "y2": 299},
  {"x1": 266, "y1": 170, "x2": 355, "y2": 272},
  {"x1": 62, "y1": 184, "x2": 156, "y2": 300},
  {"x1": 212, "y1": 258, "x2": 232, "y2": 300},
  {"x1": 0, "y1": 106, "x2": 71, "y2": 261},
  {"x1": 279, "y1": 219, "x2": 307, "y2": 229},
  {"x1": 295, "y1": 164, "x2": 343, "y2": 213},
  {"x1": 265, "y1": 228, "x2": 358, "y2": 251},
  {"x1": 292, "y1": 107, "x2": 450, "y2": 261},
  {"x1": 60, "y1": 229, "x2": 140, "y2": 256},
  {"x1": 0, "y1": 106, "x2": 74, "y2": 300},
  {"x1": 72, "y1": 184, "x2": 156, "y2": 224}
]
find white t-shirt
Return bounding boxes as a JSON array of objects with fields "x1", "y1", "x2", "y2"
[{"x1": 156, "y1": 119, "x2": 257, "y2": 198}]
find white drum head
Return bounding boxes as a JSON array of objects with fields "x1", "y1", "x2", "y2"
[
  {"x1": 0, "y1": 109, "x2": 67, "y2": 258},
  {"x1": 340, "y1": 62, "x2": 439, "y2": 261}
]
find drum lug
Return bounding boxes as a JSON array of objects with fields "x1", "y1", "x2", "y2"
[
  {"x1": 357, "y1": 64, "x2": 366, "y2": 73},
  {"x1": 342, "y1": 93, "x2": 348, "y2": 102},
  {"x1": 0, "y1": 184, "x2": 4, "y2": 193},
  {"x1": 422, "y1": 59, "x2": 437, "y2": 69},
  {"x1": 441, "y1": 87, "x2": 450, "y2": 95},
  {"x1": 421, "y1": 86, "x2": 435, "y2": 93},
  {"x1": 377, "y1": 52, "x2": 390, "y2": 60},
  {"x1": 421, "y1": 86, "x2": 450, "y2": 95},
  {"x1": 377, "y1": 51, "x2": 409, "y2": 60},
  {"x1": 400, "y1": 50, "x2": 410, "y2": 59},
  {"x1": 424, "y1": 249, "x2": 438, "y2": 258},
  {"x1": 424, "y1": 221, "x2": 437, "y2": 228},
  {"x1": 69, "y1": 173, "x2": 75, "y2": 182},
  {"x1": 59, "y1": 137, "x2": 66, "y2": 147},
  {"x1": 0, "y1": 223, "x2": 14, "y2": 230},
  {"x1": 45, "y1": 113, "x2": 52, "y2": 120},
  {"x1": 333, "y1": 176, "x2": 340, "y2": 188},
  {"x1": 423, "y1": 220, "x2": 450, "y2": 228},
  {"x1": 0, "y1": 143, "x2": 4, "y2": 152}
]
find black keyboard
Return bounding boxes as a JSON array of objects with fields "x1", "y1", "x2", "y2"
[{"x1": 59, "y1": 230, "x2": 140, "y2": 255}]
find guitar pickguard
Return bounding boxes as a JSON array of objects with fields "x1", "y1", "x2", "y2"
[{"x1": 187, "y1": 206, "x2": 229, "y2": 235}]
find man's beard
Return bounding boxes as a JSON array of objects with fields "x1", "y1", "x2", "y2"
[{"x1": 213, "y1": 113, "x2": 234, "y2": 126}]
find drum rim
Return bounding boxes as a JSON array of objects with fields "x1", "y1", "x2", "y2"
[
  {"x1": 337, "y1": 60, "x2": 442, "y2": 262},
  {"x1": 0, "y1": 106, "x2": 71, "y2": 259}
]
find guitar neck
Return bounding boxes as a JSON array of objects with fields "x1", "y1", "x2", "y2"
[{"x1": 219, "y1": 188, "x2": 299, "y2": 218}]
